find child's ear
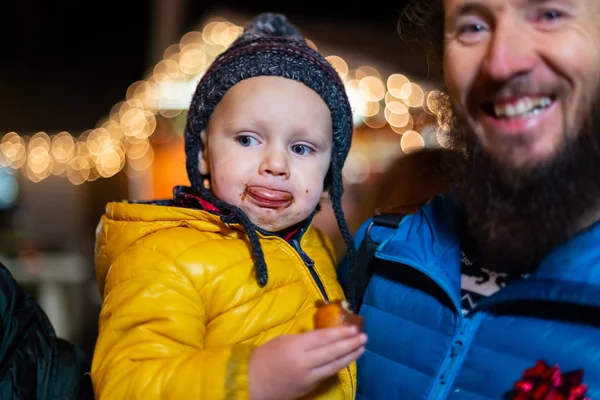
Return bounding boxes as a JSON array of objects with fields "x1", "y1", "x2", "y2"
[{"x1": 198, "y1": 130, "x2": 209, "y2": 175}]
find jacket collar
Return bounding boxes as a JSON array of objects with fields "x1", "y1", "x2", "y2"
[
  {"x1": 532, "y1": 219, "x2": 600, "y2": 285},
  {"x1": 375, "y1": 193, "x2": 464, "y2": 312},
  {"x1": 376, "y1": 192, "x2": 600, "y2": 312},
  {"x1": 173, "y1": 185, "x2": 308, "y2": 242},
  {"x1": 476, "y1": 220, "x2": 600, "y2": 312}
]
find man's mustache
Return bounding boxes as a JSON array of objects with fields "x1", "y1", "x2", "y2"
[{"x1": 469, "y1": 75, "x2": 567, "y2": 104}]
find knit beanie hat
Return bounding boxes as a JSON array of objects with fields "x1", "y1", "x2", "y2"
[{"x1": 184, "y1": 13, "x2": 358, "y2": 306}]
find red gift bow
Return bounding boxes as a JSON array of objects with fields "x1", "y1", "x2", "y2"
[{"x1": 514, "y1": 360, "x2": 589, "y2": 400}]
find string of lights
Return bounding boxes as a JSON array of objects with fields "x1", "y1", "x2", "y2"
[{"x1": 0, "y1": 18, "x2": 445, "y2": 185}]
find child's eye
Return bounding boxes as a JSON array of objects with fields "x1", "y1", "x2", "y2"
[
  {"x1": 291, "y1": 144, "x2": 313, "y2": 156},
  {"x1": 237, "y1": 135, "x2": 259, "y2": 147}
]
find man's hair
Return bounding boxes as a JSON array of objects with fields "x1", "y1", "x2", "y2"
[{"x1": 398, "y1": 0, "x2": 445, "y2": 78}]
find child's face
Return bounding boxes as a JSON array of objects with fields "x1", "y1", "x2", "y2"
[{"x1": 202, "y1": 76, "x2": 333, "y2": 232}]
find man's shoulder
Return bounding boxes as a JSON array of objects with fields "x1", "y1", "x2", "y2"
[
  {"x1": 364, "y1": 192, "x2": 461, "y2": 236},
  {"x1": 356, "y1": 193, "x2": 462, "y2": 267}
]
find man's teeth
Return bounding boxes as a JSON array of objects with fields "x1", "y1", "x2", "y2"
[{"x1": 493, "y1": 97, "x2": 552, "y2": 119}]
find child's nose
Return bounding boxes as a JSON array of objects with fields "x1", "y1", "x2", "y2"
[{"x1": 259, "y1": 151, "x2": 290, "y2": 178}]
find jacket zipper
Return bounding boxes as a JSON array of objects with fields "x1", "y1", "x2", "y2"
[
  {"x1": 290, "y1": 238, "x2": 355, "y2": 397},
  {"x1": 428, "y1": 313, "x2": 485, "y2": 399},
  {"x1": 223, "y1": 217, "x2": 329, "y2": 300},
  {"x1": 290, "y1": 238, "x2": 329, "y2": 301},
  {"x1": 375, "y1": 252, "x2": 484, "y2": 397}
]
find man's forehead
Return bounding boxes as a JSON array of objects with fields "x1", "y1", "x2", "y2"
[
  {"x1": 442, "y1": 0, "x2": 600, "y2": 25},
  {"x1": 443, "y1": 0, "x2": 589, "y2": 11},
  {"x1": 442, "y1": 0, "x2": 499, "y2": 16}
]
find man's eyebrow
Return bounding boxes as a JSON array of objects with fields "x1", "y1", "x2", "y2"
[
  {"x1": 450, "y1": 0, "x2": 576, "y2": 18},
  {"x1": 522, "y1": 0, "x2": 570, "y2": 6},
  {"x1": 447, "y1": 2, "x2": 490, "y2": 19},
  {"x1": 521, "y1": 0, "x2": 577, "y2": 11}
]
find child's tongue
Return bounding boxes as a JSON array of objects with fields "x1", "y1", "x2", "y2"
[{"x1": 246, "y1": 186, "x2": 292, "y2": 203}]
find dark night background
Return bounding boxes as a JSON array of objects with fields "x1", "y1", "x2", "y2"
[{"x1": 0, "y1": 0, "x2": 413, "y2": 134}]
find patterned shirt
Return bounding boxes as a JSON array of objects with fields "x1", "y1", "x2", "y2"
[{"x1": 460, "y1": 249, "x2": 527, "y2": 315}]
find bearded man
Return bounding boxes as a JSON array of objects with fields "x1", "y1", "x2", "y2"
[{"x1": 341, "y1": 0, "x2": 600, "y2": 397}]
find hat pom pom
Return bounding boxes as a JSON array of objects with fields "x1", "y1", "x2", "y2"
[{"x1": 244, "y1": 13, "x2": 303, "y2": 39}]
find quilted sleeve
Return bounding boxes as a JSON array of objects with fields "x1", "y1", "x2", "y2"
[{"x1": 91, "y1": 238, "x2": 254, "y2": 400}]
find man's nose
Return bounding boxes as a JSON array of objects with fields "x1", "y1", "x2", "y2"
[{"x1": 483, "y1": 18, "x2": 538, "y2": 82}]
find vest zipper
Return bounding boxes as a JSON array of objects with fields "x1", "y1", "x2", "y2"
[
  {"x1": 290, "y1": 238, "x2": 329, "y2": 301},
  {"x1": 429, "y1": 312, "x2": 486, "y2": 399},
  {"x1": 374, "y1": 252, "x2": 482, "y2": 397}
]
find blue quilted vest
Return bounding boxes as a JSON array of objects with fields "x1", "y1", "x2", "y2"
[{"x1": 340, "y1": 194, "x2": 600, "y2": 399}]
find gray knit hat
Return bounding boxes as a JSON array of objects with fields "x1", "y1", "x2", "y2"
[{"x1": 184, "y1": 13, "x2": 357, "y2": 297}]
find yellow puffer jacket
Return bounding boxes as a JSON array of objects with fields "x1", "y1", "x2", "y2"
[{"x1": 91, "y1": 201, "x2": 356, "y2": 399}]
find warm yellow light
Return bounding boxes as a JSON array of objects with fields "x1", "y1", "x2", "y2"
[
  {"x1": 356, "y1": 66, "x2": 381, "y2": 80},
  {"x1": 325, "y1": 55, "x2": 349, "y2": 79},
  {"x1": 401, "y1": 83, "x2": 425, "y2": 108},
  {"x1": 387, "y1": 74, "x2": 410, "y2": 98},
  {"x1": 359, "y1": 76, "x2": 386, "y2": 102},
  {"x1": 401, "y1": 130, "x2": 425, "y2": 153},
  {"x1": 4, "y1": 17, "x2": 445, "y2": 185}
]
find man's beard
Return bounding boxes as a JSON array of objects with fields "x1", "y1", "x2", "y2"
[{"x1": 441, "y1": 93, "x2": 600, "y2": 275}]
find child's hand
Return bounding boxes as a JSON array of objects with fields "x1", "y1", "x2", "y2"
[{"x1": 248, "y1": 325, "x2": 366, "y2": 400}]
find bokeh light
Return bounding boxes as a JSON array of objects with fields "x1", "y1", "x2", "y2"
[{"x1": 4, "y1": 17, "x2": 445, "y2": 184}]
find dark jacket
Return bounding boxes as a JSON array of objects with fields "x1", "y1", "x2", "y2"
[{"x1": 0, "y1": 262, "x2": 88, "y2": 399}]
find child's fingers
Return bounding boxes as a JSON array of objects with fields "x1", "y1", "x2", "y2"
[
  {"x1": 307, "y1": 332, "x2": 367, "y2": 368},
  {"x1": 298, "y1": 326, "x2": 360, "y2": 350},
  {"x1": 310, "y1": 346, "x2": 366, "y2": 380}
]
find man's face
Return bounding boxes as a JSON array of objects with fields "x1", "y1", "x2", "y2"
[{"x1": 443, "y1": 0, "x2": 600, "y2": 171}]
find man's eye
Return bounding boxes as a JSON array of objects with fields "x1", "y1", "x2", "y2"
[
  {"x1": 455, "y1": 21, "x2": 489, "y2": 43},
  {"x1": 539, "y1": 9, "x2": 563, "y2": 22},
  {"x1": 461, "y1": 24, "x2": 486, "y2": 34}
]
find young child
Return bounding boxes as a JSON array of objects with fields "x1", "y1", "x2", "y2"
[{"x1": 91, "y1": 13, "x2": 364, "y2": 400}]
